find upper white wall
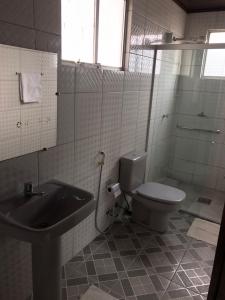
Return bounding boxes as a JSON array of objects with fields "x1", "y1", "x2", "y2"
[
  {"x1": 185, "y1": 11, "x2": 225, "y2": 39},
  {"x1": 132, "y1": 0, "x2": 187, "y2": 38}
]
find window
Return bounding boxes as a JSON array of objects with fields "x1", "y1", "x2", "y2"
[
  {"x1": 61, "y1": 0, "x2": 126, "y2": 68},
  {"x1": 202, "y1": 31, "x2": 225, "y2": 78}
]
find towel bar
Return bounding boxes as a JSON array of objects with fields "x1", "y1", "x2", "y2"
[{"x1": 176, "y1": 124, "x2": 221, "y2": 134}]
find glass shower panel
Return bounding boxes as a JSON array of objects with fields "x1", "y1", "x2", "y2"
[
  {"x1": 146, "y1": 47, "x2": 225, "y2": 222},
  {"x1": 146, "y1": 49, "x2": 181, "y2": 182},
  {"x1": 170, "y1": 49, "x2": 225, "y2": 196}
]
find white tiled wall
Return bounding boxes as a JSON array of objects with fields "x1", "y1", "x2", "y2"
[
  {"x1": 185, "y1": 11, "x2": 225, "y2": 40},
  {"x1": 132, "y1": 0, "x2": 186, "y2": 38},
  {"x1": 0, "y1": 44, "x2": 57, "y2": 161}
]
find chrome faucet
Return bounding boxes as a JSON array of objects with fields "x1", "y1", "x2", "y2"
[{"x1": 24, "y1": 182, "x2": 45, "y2": 197}]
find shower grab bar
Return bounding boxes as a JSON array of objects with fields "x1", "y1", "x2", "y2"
[{"x1": 176, "y1": 124, "x2": 221, "y2": 134}]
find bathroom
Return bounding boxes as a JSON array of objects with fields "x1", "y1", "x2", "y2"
[{"x1": 0, "y1": 0, "x2": 225, "y2": 299}]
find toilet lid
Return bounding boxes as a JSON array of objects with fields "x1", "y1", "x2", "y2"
[{"x1": 136, "y1": 182, "x2": 186, "y2": 204}]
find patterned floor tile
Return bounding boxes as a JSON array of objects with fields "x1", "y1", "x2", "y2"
[
  {"x1": 180, "y1": 242, "x2": 215, "y2": 266},
  {"x1": 100, "y1": 272, "x2": 170, "y2": 300},
  {"x1": 171, "y1": 259, "x2": 213, "y2": 295},
  {"x1": 138, "y1": 247, "x2": 185, "y2": 280},
  {"x1": 94, "y1": 257, "x2": 118, "y2": 275},
  {"x1": 65, "y1": 261, "x2": 87, "y2": 279},
  {"x1": 153, "y1": 232, "x2": 190, "y2": 250},
  {"x1": 134, "y1": 231, "x2": 161, "y2": 250},
  {"x1": 67, "y1": 282, "x2": 90, "y2": 298},
  {"x1": 171, "y1": 238, "x2": 215, "y2": 297},
  {"x1": 162, "y1": 282, "x2": 206, "y2": 300},
  {"x1": 112, "y1": 234, "x2": 139, "y2": 252},
  {"x1": 171, "y1": 262, "x2": 212, "y2": 297},
  {"x1": 61, "y1": 211, "x2": 216, "y2": 300},
  {"x1": 168, "y1": 214, "x2": 193, "y2": 234}
]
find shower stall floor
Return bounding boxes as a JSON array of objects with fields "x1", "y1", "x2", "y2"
[{"x1": 159, "y1": 178, "x2": 225, "y2": 224}]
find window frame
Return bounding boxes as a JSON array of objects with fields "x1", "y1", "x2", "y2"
[
  {"x1": 61, "y1": 0, "x2": 127, "y2": 70},
  {"x1": 201, "y1": 29, "x2": 225, "y2": 80}
]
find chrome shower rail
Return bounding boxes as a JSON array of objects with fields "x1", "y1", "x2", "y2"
[{"x1": 176, "y1": 124, "x2": 221, "y2": 134}]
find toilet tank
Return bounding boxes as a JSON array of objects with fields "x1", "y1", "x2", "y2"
[{"x1": 119, "y1": 153, "x2": 147, "y2": 192}]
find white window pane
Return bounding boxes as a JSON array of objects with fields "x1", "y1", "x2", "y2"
[
  {"x1": 61, "y1": 0, "x2": 95, "y2": 63},
  {"x1": 209, "y1": 32, "x2": 225, "y2": 43},
  {"x1": 204, "y1": 49, "x2": 225, "y2": 77},
  {"x1": 204, "y1": 32, "x2": 225, "y2": 77},
  {"x1": 98, "y1": 0, "x2": 125, "y2": 67}
]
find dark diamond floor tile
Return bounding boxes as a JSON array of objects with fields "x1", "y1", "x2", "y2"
[
  {"x1": 153, "y1": 232, "x2": 190, "y2": 250},
  {"x1": 114, "y1": 257, "x2": 126, "y2": 272},
  {"x1": 119, "y1": 253, "x2": 139, "y2": 270},
  {"x1": 135, "y1": 232, "x2": 160, "y2": 250},
  {"x1": 121, "y1": 278, "x2": 135, "y2": 297},
  {"x1": 66, "y1": 283, "x2": 93, "y2": 298},
  {"x1": 109, "y1": 234, "x2": 138, "y2": 253},
  {"x1": 137, "y1": 294, "x2": 160, "y2": 300},
  {"x1": 101, "y1": 279, "x2": 127, "y2": 299},
  {"x1": 127, "y1": 273, "x2": 170, "y2": 298},
  {"x1": 98, "y1": 272, "x2": 118, "y2": 282},
  {"x1": 94, "y1": 257, "x2": 117, "y2": 275},
  {"x1": 136, "y1": 248, "x2": 185, "y2": 280},
  {"x1": 86, "y1": 260, "x2": 96, "y2": 276},
  {"x1": 65, "y1": 262, "x2": 87, "y2": 279},
  {"x1": 67, "y1": 277, "x2": 88, "y2": 287},
  {"x1": 163, "y1": 282, "x2": 206, "y2": 299},
  {"x1": 169, "y1": 214, "x2": 193, "y2": 234},
  {"x1": 118, "y1": 271, "x2": 128, "y2": 279},
  {"x1": 181, "y1": 245, "x2": 215, "y2": 266},
  {"x1": 127, "y1": 269, "x2": 147, "y2": 277}
]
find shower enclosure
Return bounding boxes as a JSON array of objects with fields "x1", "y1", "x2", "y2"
[{"x1": 145, "y1": 42, "x2": 225, "y2": 224}]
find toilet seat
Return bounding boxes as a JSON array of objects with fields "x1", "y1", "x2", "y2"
[{"x1": 136, "y1": 182, "x2": 186, "y2": 205}]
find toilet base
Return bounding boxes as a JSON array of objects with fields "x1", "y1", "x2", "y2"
[{"x1": 132, "y1": 198, "x2": 171, "y2": 232}]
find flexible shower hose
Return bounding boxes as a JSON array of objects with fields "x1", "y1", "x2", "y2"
[{"x1": 94, "y1": 151, "x2": 114, "y2": 234}]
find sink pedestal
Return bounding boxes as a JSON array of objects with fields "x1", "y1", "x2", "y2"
[{"x1": 32, "y1": 237, "x2": 61, "y2": 300}]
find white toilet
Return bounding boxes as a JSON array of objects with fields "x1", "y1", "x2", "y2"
[{"x1": 119, "y1": 153, "x2": 186, "y2": 232}]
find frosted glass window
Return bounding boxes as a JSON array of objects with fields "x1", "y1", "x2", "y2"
[
  {"x1": 203, "y1": 32, "x2": 225, "y2": 78},
  {"x1": 61, "y1": 0, "x2": 95, "y2": 63},
  {"x1": 61, "y1": 0, "x2": 125, "y2": 68},
  {"x1": 98, "y1": 0, "x2": 125, "y2": 67}
]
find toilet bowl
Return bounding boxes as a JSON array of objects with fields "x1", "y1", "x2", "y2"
[
  {"x1": 132, "y1": 182, "x2": 185, "y2": 232},
  {"x1": 119, "y1": 153, "x2": 186, "y2": 232}
]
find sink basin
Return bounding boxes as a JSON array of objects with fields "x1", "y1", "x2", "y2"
[
  {"x1": 0, "y1": 180, "x2": 95, "y2": 300},
  {"x1": 0, "y1": 180, "x2": 95, "y2": 243}
]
